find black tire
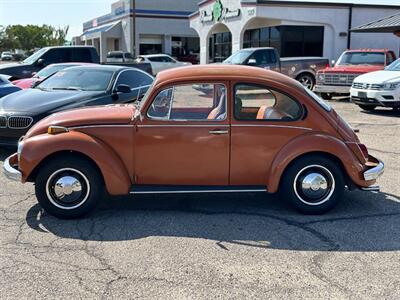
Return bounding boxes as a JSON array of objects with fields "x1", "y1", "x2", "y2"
[
  {"x1": 35, "y1": 156, "x2": 103, "y2": 219},
  {"x1": 320, "y1": 93, "x2": 333, "y2": 100},
  {"x1": 358, "y1": 105, "x2": 376, "y2": 111},
  {"x1": 297, "y1": 73, "x2": 315, "y2": 90},
  {"x1": 280, "y1": 155, "x2": 345, "y2": 214}
]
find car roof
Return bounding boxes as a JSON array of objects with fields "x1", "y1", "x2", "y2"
[
  {"x1": 58, "y1": 64, "x2": 135, "y2": 72},
  {"x1": 345, "y1": 49, "x2": 389, "y2": 52},
  {"x1": 156, "y1": 64, "x2": 299, "y2": 87},
  {"x1": 141, "y1": 54, "x2": 170, "y2": 58}
]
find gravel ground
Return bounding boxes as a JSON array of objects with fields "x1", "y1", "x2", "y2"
[{"x1": 0, "y1": 99, "x2": 399, "y2": 299}]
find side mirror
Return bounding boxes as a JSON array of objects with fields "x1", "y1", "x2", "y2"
[
  {"x1": 247, "y1": 58, "x2": 257, "y2": 66},
  {"x1": 37, "y1": 58, "x2": 45, "y2": 67},
  {"x1": 115, "y1": 84, "x2": 132, "y2": 94},
  {"x1": 31, "y1": 72, "x2": 37, "y2": 77},
  {"x1": 331, "y1": 60, "x2": 336, "y2": 66}
]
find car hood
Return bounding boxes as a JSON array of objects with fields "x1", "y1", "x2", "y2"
[
  {"x1": 320, "y1": 65, "x2": 383, "y2": 74},
  {"x1": 25, "y1": 105, "x2": 136, "y2": 139},
  {"x1": 0, "y1": 88, "x2": 104, "y2": 114},
  {"x1": 353, "y1": 70, "x2": 400, "y2": 84},
  {"x1": 0, "y1": 62, "x2": 29, "y2": 71}
]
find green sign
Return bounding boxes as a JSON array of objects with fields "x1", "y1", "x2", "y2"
[{"x1": 213, "y1": 0, "x2": 223, "y2": 22}]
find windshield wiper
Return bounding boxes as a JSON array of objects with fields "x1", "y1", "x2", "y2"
[{"x1": 51, "y1": 87, "x2": 82, "y2": 91}]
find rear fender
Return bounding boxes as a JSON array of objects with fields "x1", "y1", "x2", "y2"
[
  {"x1": 20, "y1": 131, "x2": 131, "y2": 195},
  {"x1": 266, "y1": 133, "x2": 366, "y2": 193}
]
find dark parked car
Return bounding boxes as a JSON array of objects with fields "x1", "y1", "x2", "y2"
[
  {"x1": 0, "y1": 46, "x2": 100, "y2": 80},
  {"x1": 0, "y1": 75, "x2": 21, "y2": 98},
  {"x1": 0, "y1": 65, "x2": 153, "y2": 146},
  {"x1": 223, "y1": 47, "x2": 330, "y2": 89}
]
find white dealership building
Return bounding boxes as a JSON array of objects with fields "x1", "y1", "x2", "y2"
[
  {"x1": 77, "y1": 0, "x2": 400, "y2": 63},
  {"x1": 190, "y1": 0, "x2": 400, "y2": 63}
]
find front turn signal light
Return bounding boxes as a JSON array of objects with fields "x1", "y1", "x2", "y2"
[{"x1": 48, "y1": 126, "x2": 69, "y2": 135}]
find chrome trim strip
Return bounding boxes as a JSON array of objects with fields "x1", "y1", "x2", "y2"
[
  {"x1": 2, "y1": 156, "x2": 22, "y2": 182},
  {"x1": 69, "y1": 125, "x2": 135, "y2": 130},
  {"x1": 130, "y1": 189, "x2": 267, "y2": 194},
  {"x1": 137, "y1": 124, "x2": 229, "y2": 128},
  {"x1": 361, "y1": 186, "x2": 380, "y2": 192},
  {"x1": 231, "y1": 124, "x2": 312, "y2": 131},
  {"x1": 364, "y1": 160, "x2": 384, "y2": 181}
]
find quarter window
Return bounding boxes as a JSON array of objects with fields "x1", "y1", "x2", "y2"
[
  {"x1": 234, "y1": 84, "x2": 302, "y2": 121},
  {"x1": 147, "y1": 83, "x2": 226, "y2": 121}
]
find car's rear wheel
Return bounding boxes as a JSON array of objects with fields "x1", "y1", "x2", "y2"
[
  {"x1": 35, "y1": 157, "x2": 103, "y2": 219},
  {"x1": 280, "y1": 155, "x2": 345, "y2": 214},
  {"x1": 320, "y1": 93, "x2": 332, "y2": 100},
  {"x1": 359, "y1": 105, "x2": 376, "y2": 111}
]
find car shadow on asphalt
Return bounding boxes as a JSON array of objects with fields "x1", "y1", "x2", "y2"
[
  {"x1": 361, "y1": 108, "x2": 400, "y2": 118},
  {"x1": 25, "y1": 189, "x2": 400, "y2": 252}
]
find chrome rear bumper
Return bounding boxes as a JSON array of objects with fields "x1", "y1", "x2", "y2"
[
  {"x1": 363, "y1": 159, "x2": 384, "y2": 181},
  {"x1": 2, "y1": 155, "x2": 21, "y2": 182}
]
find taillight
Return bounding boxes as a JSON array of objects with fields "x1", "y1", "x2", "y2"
[{"x1": 358, "y1": 143, "x2": 369, "y2": 159}]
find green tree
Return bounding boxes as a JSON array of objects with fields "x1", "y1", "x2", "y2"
[{"x1": 0, "y1": 24, "x2": 69, "y2": 52}]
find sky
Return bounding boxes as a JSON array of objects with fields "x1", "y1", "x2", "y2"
[{"x1": 0, "y1": 0, "x2": 398, "y2": 40}]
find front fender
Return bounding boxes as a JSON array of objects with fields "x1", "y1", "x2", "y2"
[
  {"x1": 266, "y1": 133, "x2": 367, "y2": 193},
  {"x1": 20, "y1": 131, "x2": 131, "y2": 195}
]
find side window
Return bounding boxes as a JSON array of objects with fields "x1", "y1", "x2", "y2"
[
  {"x1": 248, "y1": 50, "x2": 272, "y2": 65},
  {"x1": 147, "y1": 83, "x2": 226, "y2": 121},
  {"x1": 116, "y1": 70, "x2": 153, "y2": 89},
  {"x1": 72, "y1": 49, "x2": 92, "y2": 62},
  {"x1": 148, "y1": 57, "x2": 161, "y2": 62},
  {"x1": 387, "y1": 52, "x2": 395, "y2": 65},
  {"x1": 234, "y1": 84, "x2": 302, "y2": 121},
  {"x1": 161, "y1": 56, "x2": 173, "y2": 63},
  {"x1": 42, "y1": 49, "x2": 71, "y2": 65}
]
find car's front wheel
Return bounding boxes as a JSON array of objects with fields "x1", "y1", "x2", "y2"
[
  {"x1": 358, "y1": 105, "x2": 376, "y2": 111},
  {"x1": 280, "y1": 155, "x2": 345, "y2": 214},
  {"x1": 35, "y1": 156, "x2": 103, "y2": 219},
  {"x1": 320, "y1": 93, "x2": 332, "y2": 100}
]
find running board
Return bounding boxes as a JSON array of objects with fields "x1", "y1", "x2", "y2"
[{"x1": 130, "y1": 185, "x2": 267, "y2": 194}]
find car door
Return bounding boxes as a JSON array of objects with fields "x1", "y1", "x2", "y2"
[
  {"x1": 148, "y1": 56, "x2": 163, "y2": 74},
  {"x1": 230, "y1": 82, "x2": 306, "y2": 186},
  {"x1": 112, "y1": 69, "x2": 153, "y2": 103},
  {"x1": 134, "y1": 82, "x2": 230, "y2": 185}
]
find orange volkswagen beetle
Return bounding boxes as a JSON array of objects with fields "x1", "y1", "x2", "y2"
[{"x1": 3, "y1": 65, "x2": 384, "y2": 218}]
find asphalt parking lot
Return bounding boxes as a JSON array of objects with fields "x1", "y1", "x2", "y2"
[{"x1": 0, "y1": 99, "x2": 399, "y2": 299}]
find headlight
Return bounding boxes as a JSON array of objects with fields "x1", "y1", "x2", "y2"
[
  {"x1": 318, "y1": 73, "x2": 325, "y2": 82},
  {"x1": 383, "y1": 82, "x2": 400, "y2": 90},
  {"x1": 17, "y1": 140, "x2": 24, "y2": 161}
]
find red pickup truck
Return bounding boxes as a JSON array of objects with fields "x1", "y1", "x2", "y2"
[{"x1": 314, "y1": 49, "x2": 397, "y2": 99}]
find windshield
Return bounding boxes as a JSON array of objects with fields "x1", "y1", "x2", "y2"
[
  {"x1": 37, "y1": 68, "x2": 114, "y2": 91},
  {"x1": 336, "y1": 51, "x2": 385, "y2": 66},
  {"x1": 23, "y1": 48, "x2": 48, "y2": 64},
  {"x1": 223, "y1": 50, "x2": 253, "y2": 64},
  {"x1": 36, "y1": 64, "x2": 79, "y2": 78},
  {"x1": 303, "y1": 86, "x2": 332, "y2": 112},
  {"x1": 385, "y1": 58, "x2": 400, "y2": 71}
]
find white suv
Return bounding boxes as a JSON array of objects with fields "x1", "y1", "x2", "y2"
[
  {"x1": 350, "y1": 58, "x2": 400, "y2": 111},
  {"x1": 135, "y1": 54, "x2": 190, "y2": 76}
]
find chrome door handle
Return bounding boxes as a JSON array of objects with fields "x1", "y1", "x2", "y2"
[{"x1": 209, "y1": 129, "x2": 229, "y2": 135}]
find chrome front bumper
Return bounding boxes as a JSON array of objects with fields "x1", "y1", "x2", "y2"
[
  {"x1": 314, "y1": 85, "x2": 351, "y2": 94},
  {"x1": 363, "y1": 159, "x2": 384, "y2": 181},
  {"x1": 2, "y1": 155, "x2": 21, "y2": 182}
]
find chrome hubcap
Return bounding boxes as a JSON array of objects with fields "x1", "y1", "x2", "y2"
[
  {"x1": 300, "y1": 76, "x2": 313, "y2": 89},
  {"x1": 46, "y1": 168, "x2": 90, "y2": 210},
  {"x1": 54, "y1": 176, "x2": 83, "y2": 202},
  {"x1": 301, "y1": 173, "x2": 328, "y2": 199},
  {"x1": 294, "y1": 165, "x2": 335, "y2": 206}
]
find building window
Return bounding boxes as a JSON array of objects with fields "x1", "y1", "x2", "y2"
[
  {"x1": 209, "y1": 32, "x2": 232, "y2": 63},
  {"x1": 243, "y1": 26, "x2": 324, "y2": 57}
]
